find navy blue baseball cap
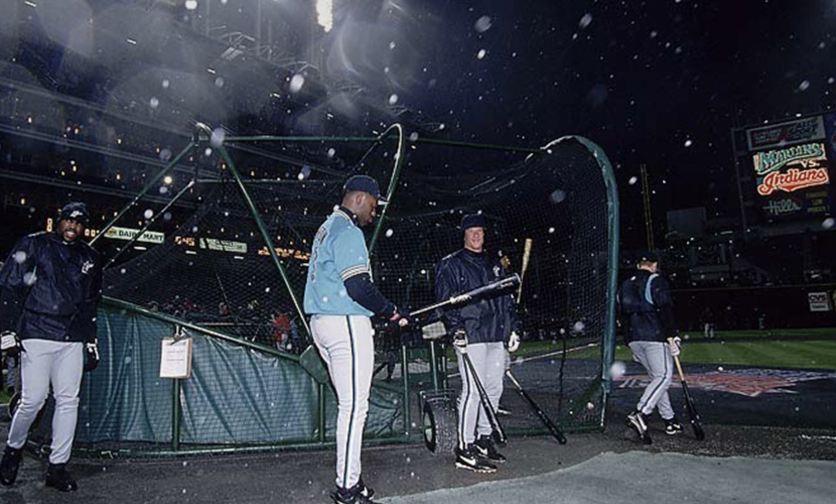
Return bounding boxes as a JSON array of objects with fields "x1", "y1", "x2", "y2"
[
  {"x1": 461, "y1": 213, "x2": 487, "y2": 231},
  {"x1": 636, "y1": 250, "x2": 660, "y2": 264},
  {"x1": 58, "y1": 202, "x2": 90, "y2": 226},
  {"x1": 343, "y1": 175, "x2": 388, "y2": 204}
]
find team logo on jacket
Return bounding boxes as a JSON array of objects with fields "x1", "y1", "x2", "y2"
[
  {"x1": 493, "y1": 265, "x2": 501, "y2": 277},
  {"x1": 82, "y1": 261, "x2": 95, "y2": 275}
]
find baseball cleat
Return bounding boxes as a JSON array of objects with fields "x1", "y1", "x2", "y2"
[
  {"x1": 45, "y1": 463, "x2": 78, "y2": 492},
  {"x1": 627, "y1": 411, "x2": 652, "y2": 445},
  {"x1": 474, "y1": 435, "x2": 506, "y2": 463},
  {"x1": 664, "y1": 417, "x2": 683, "y2": 435},
  {"x1": 455, "y1": 445, "x2": 497, "y2": 473},
  {"x1": 0, "y1": 446, "x2": 23, "y2": 486}
]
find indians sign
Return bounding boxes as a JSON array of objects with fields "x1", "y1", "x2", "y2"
[{"x1": 750, "y1": 141, "x2": 831, "y2": 218}]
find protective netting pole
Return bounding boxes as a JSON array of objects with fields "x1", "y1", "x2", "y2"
[
  {"x1": 215, "y1": 143, "x2": 311, "y2": 338},
  {"x1": 567, "y1": 136, "x2": 620, "y2": 429},
  {"x1": 368, "y1": 124, "x2": 406, "y2": 255},
  {"x1": 91, "y1": 140, "x2": 196, "y2": 246}
]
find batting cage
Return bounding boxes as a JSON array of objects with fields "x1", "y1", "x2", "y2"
[{"x1": 26, "y1": 124, "x2": 619, "y2": 456}]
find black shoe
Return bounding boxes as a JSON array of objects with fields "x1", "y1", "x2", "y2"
[
  {"x1": 357, "y1": 477, "x2": 374, "y2": 499},
  {"x1": 45, "y1": 463, "x2": 78, "y2": 492},
  {"x1": 0, "y1": 446, "x2": 23, "y2": 486},
  {"x1": 626, "y1": 411, "x2": 652, "y2": 445},
  {"x1": 664, "y1": 417, "x2": 683, "y2": 435},
  {"x1": 331, "y1": 481, "x2": 378, "y2": 504},
  {"x1": 454, "y1": 444, "x2": 497, "y2": 473},
  {"x1": 474, "y1": 435, "x2": 506, "y2": 463}
]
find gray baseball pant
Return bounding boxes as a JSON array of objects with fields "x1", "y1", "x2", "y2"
[
  {"x1": 7, "y1": 339, "x2": 83, "y2": 464},
  {"x1": 456, "y1": 341, "x2": 505, "y2": 448},
  {"x1": 628, "y1": 340, "x2": 675, "y2": 420}
]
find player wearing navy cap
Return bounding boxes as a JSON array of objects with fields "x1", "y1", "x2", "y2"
[
  {"x1": 0, "y1": 202, "x2": 102, "y2": 491},
  {"x1": 617, "y1": 253, "x2": 683, "y2": 444},
  {"x1": 304, "y1": 175, "x2": 410, "y2": 504},
  {"x1": 435, "y1": 213, "x2": 522, "y2": 473}
]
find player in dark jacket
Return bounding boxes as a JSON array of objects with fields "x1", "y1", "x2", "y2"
[
  {"x1": 435, "y1": 213, "x2": 521, "y2": 473},
  {"x1": 0, "y1": 202, "x2": 102, "y2": 491},
  {"x1": 617, "y1": 254, "x2": 683, "y2": 443}
]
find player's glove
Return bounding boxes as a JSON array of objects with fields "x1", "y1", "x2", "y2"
[
  {"x1": 667, "y1": 336, "x2": 682, "y2": 357},
  {"x1": 1, "y1": 330, "x2": 22, "y2": 358},
  {"x1": 452, "y1": 329, "x2": 468, "y2": 351},
  {"x1": 507, "y1": 331, "x2": 520, "y2": 353},
  {"x1": 84, "y1": 338, "x2": 100, "y2": 372}
]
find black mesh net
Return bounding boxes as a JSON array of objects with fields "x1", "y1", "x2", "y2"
[{"x1": 29, "y1": 132, "x2": 615, "y2": 453}]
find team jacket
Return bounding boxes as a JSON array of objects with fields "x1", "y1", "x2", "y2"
[
  {"x1": 434, "y1": 248, "x2": 521, "y2": 345},
  {"x1": 617, "y1": 269, "x2": 677, "y2": 343},
  {"x1": 0, "y1": 231, "x2": 102, "y2": 343}
]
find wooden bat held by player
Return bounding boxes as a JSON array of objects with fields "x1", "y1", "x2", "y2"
[
  {"x1": 516, "y1": 238, "x2": 532, "y2": 304},
  {"x1": 410, "y1": 274, "x2": 520, "y2": 317},
  {"x1": 672, "y1": 353, "x2": 706, "y2": 441},
  {"x1": 505, "y1": 369, "x2": 567, "y2": 444}
]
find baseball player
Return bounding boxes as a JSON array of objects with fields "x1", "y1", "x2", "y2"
[
  {"x1": 617, "y1": 253, "x2": 683, "y2": 444},
  {"x1": 304, "y1": 175, "x2": 410, "y2": 504},
  {"x1": 435, "y1": 214, "x2": 521, "y2": 473},
  {"x1": 0, "y1": 202, "x2": 102, "y2": 491}
]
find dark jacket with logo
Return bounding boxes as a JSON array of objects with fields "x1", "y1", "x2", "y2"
[
  {"x1": 434, "y1": 248, "x2": 521, "y2": 344},
  {"x1": 617, "y1": 269, "x2": 677, "y2": 343},
  {"x1": 0, "y1": 232, "x2": 102, "y2": 343}
]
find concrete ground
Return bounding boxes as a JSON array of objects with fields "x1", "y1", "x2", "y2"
[
  {"x1": 2, "y1": 361, "x2": 835, "y2": 504},
  {"x1": 1, "y1": 420, "x2": 835, "y2": 504}
]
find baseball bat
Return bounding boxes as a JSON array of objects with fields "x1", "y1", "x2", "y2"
[
  {"x1": 672, "y1": 354, "x2": 706, "y2": 441},
  {"x1": 516, "y1": 238, "x2": 533, "y2": 304},
  {"x1": 461, "y1": 351, "x2": 507, "y2": 445},
  {"x1": 410, "y1": 273, "x2": 520, "y2": 317},
  {"x1": 505, "y1": 369, "x2": 567, "y2": 444}
]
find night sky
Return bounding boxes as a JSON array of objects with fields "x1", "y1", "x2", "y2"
[
  {"x1": 2, "y1": 0, "x2": 836, "y2": 250},
  {"x1": 341, "y1": 0, "x2": 836, "y2": 244}
]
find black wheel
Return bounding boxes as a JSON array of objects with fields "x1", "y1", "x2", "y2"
[{"x1": 422, "y1": 397, "x2": 457, "y2": 455}]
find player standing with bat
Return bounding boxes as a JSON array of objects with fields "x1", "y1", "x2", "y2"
[
  {"x1": 617, "y1": 253, "x2": 683, "y2": 444},
  {"x1": 435, "y1": 214, "x2": 522, "y2": 473}
]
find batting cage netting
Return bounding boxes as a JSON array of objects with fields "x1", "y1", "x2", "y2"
[{"x1": 27, "y1": 126, "x2": 619, "y2": 456}]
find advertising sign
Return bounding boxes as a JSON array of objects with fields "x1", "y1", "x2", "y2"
[
  {"x1": 746, "y1": 116, "x2": 825, "y2": 151},
  {"x1": 808, "y1": 292, "x2": 832, "y2": 312},
  {"x1": 752, "y1": 142, "x2": 831, "y2": 219},
  {"x1": 104, "y1": 226, "x2": 165, "y2": 244}
]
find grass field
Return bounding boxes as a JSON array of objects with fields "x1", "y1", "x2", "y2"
[
  {"x1": 613, "y1": 340, "x2": 836, "y2": 370},
  {"x1": 506, "y1": 327, "x2": 836, "y2": 371}
]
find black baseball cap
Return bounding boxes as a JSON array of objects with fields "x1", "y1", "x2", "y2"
[
  {"x1": 461, "y1": 213, "x2": 487, "y2": 231},
  {"x1": 343, "y1": 175, "x2": 388, "y2": 204},
  {"x1": 58, "y1": 202, "x2": 90, "y2": 226},
  {"x1": 636, "y1": 250, "x2": 660, "y2": 264}
]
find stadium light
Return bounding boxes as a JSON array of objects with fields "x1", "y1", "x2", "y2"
[
  {"x1": 316, "y1": 0, "x2": 333, "y2": 33},
  {"x1": 164, "y1": 175, "x2": 174, "y2": 185}
]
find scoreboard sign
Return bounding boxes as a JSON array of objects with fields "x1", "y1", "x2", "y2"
[{"x1": 746, "y1": 116, "x2": 833, "y2": 220}]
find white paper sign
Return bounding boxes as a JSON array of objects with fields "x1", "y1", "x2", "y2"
[{"x1": 160, "y1": 337, "x2": 193, "y2": 379}]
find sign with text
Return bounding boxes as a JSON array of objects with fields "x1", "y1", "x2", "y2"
[
  {"x1": 752, "y1": 142, "x2": 831, "y2": 219},
  {"x1": 199, "y1": 237, "x2": 248, "y2": 254},
  {"x1": 808, "y1": 292, "x2": 832, "y2": 312},
  {"x1": 746, "y1": 116, "x2": 825, "y2": 151},
  {"x1": 104, "y1": 226, "x2": 165, "y2": 244}
]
